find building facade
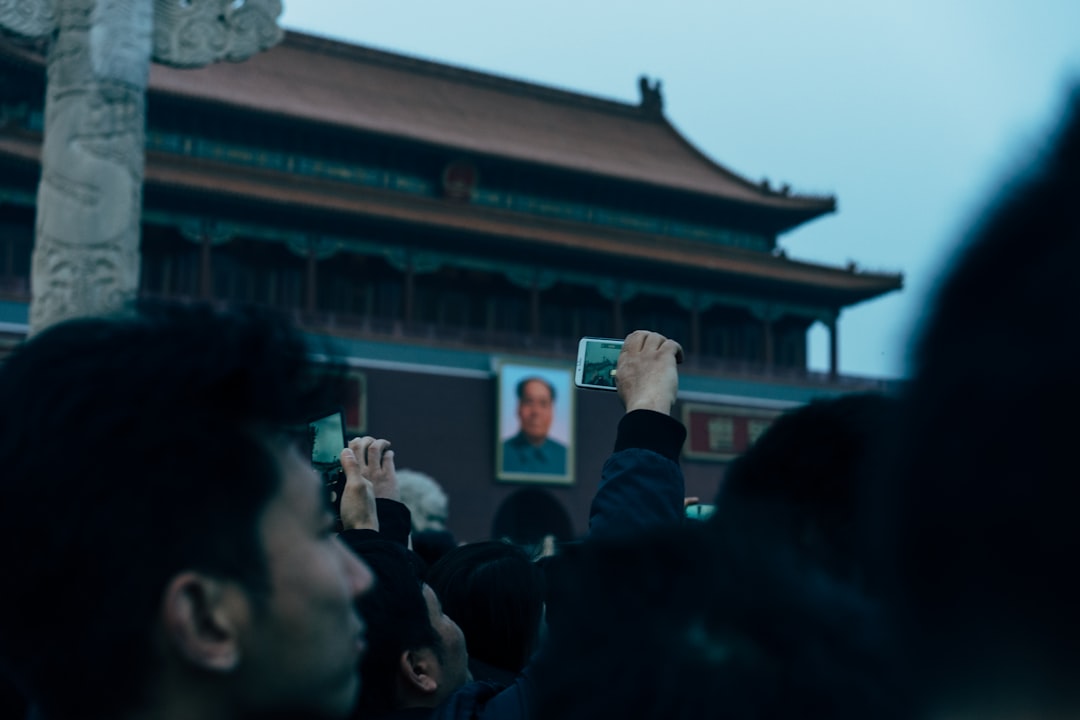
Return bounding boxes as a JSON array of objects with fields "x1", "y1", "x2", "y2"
[{"x1": 0, "y1": 32, "x2": 901, "y2": 542}]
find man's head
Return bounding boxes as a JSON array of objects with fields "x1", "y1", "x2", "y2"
[
  {"x1": 352, "y1": 541, "x2": 470, "y2": 717},
  {"x1": 714, "y1": 392, "x2": 897, "y2": 586},
  {"x1": 516, "y1": 377, "x2": 555, "y2": 444},
  {"x1": 0, "y1": 304, "x2": 372, "y2": 719},
  {"x1": 426, "y1": 540, "x2": 546, "y2": 674}
]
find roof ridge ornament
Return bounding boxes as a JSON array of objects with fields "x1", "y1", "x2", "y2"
[{"x1": 638, "y1": 74, "x2": 664, "y2": 116}]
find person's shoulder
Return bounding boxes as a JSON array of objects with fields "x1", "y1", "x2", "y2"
[{"x1": 434, "y1": 680, "x2": 505, "y2": 720}]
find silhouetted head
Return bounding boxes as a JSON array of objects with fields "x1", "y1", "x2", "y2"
[
  {"x1": 427, "y1": 540, "x2": 546, "y2": 676},
  {"x1": 875, "y1": 89, "x2": 1080, "y2": 715},
  {"x1": 714, "y1": 392, "x2": 898, "y2": 585},
  {"x1": 534, "y1": 522, "x2": 903, "y2": 720}
]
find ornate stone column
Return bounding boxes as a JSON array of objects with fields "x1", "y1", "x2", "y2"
[{"x1": 1, "y1": 0, "x2": 283, "y2": 334}]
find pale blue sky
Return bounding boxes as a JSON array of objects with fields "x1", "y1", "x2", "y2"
[{"x1": 280, "y1": 1, "x2": 1080, "y2": 378}]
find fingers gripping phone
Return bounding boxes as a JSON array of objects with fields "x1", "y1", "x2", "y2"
[
  {"x1": 575, "y1": 337, "x2": 624, "y2": 390},
  {"x1": 309, "y1": 409, "x2": 347, "y2": 517}
]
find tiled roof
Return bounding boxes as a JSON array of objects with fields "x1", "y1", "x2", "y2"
[{"x1": 142, "y1": 32, "x2": 834, "y2": 217}]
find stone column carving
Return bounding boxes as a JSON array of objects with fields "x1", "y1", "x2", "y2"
[{"x1": 0, "y1": 0, "x2": 283, "y2": 334}]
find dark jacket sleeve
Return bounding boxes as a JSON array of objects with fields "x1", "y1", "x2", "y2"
[
  {"x1": 374, "y1": 498, "x2": 412, "y2": 547},
  {"x1": 587, "y1": 409, "x2": 686, "y2": 539},
  {"x1": 338, "y1": 498, "x2": 412, "y2": 551}
]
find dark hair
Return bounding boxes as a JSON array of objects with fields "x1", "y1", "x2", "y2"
[
  {"x1": 412, "y1": 529, "x2": 459, "y2": 569},
  {"x1": 0, "y1": 302, "x2": 336, "y2": 718},
  {"x1": 534, "y1": 523, "x2": 904, "y2": 720},
  {"x1": 426, "y1": 541, "x2": 545, "y2": 674},
  {"x1": 875, "y1": 90, "x2": 1080, "y2": 710},
  {"x1": 714, "y1": 392, "x2": 898, "y2": 585},
  {"x1": 515, "y1": 376, "x2": 555, "y2": 402},
  {"x1": 350, "y1": 541, "x2": 440, "y2": 718}
]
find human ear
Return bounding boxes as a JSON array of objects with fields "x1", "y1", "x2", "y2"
[
  {"x1": 161, "y1": 571, "x2": 246, "y2": 672},
  {"x1": 399, "y1": 647, "x2": 440, "y2": 695}
]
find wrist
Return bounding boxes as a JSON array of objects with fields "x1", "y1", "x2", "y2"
[{"x1": 625, "y1": 396, "x2": 674, "y2": 415}]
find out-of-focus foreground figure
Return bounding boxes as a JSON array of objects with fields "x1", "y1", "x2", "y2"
[
  {"x1": 878, "y1": 89, "x2": 1080, "y2": 717},
  {"x1": 0, "y1": 304, "x2": 372, "y2": 720}
]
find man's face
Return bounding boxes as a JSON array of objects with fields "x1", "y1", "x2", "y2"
[
  {"x1": 422, "y1": 583, "x2": 471, "y2": 700},
  {"x1": 517, "y1": 379, "x2": 554, "y2": 444},
  {"x1": 239, "y1": 445, "x2": 374, "y2": 719}
]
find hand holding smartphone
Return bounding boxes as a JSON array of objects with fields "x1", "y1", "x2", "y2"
[{"x1": 574, "y1": 337, "x2": 624, "y2": 391}]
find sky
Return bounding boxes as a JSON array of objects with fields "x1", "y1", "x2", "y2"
[{"x1": 279, "y1": 1, "x2": 1080, "y2": 379}]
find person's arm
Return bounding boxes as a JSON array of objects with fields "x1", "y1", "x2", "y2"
[
  {"x1": 587, "y1": 330, "x2": 687, "y2": 539},
  {"x1": 339, "y1": 436, "x2": 412, "y2": 548}
]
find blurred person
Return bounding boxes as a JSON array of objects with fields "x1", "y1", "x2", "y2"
[
  {"x1": 426, "y1": 541, "x2": 547, "y2": 685},
  {"x1": 533, "y1": 522, "x2": 904, "y2": 720},
  {"x1": 412, "y1": 529, "x2": 460, "y2": 569},
  {"x1": 0, "y1": 304, "x2": 373, "y2": 720},
  {"x1": 501, "y1": 377, "x2": 567, "y2": 475},
  {"x1": 873, "y1": 89, "x2": 1080, "y2": 717},
  {"x1": 398, "y1": 469, "x2": 451, "y2": 534},
  {"x1": 712, "y1": 392, "x2": 898, "y2": 586}
]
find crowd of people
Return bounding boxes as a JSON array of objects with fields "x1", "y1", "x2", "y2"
[{"x1": 0, "y1": 88, "x2": 1077, "y2": 720}]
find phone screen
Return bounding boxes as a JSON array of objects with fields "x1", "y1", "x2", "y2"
[
  {"x1": 308, "y1": 410, "x2": 347, "y2": 524},
  {"x1": 575, "y1": 337, "x2": 624, "y2": 390},
  {"x1": 310, "y1": 410, "x2": 347, "y2": 472},
  {"x1": 685, "y1": 504, "x2": 717, "y2": 521}
]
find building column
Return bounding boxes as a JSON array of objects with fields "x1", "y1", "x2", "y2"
[
  {"x1": 182, "y1": 220, "x2": 233, "y2": 302},
  {"x1": 691, "y1": 306, "x2": 701, "y2": 356},
  {"x1": 827, "y1": 312, "x2": 840, "y2": 379},
  {"x1": 403, "y1": 254, "x2": 415, "y2": 328},
  {"x1": 675, "y1": 291, "x2": 708, "y2": 358},
  {"x1": 3, "y1": 234, "x2": 13, "y2": 285},
  {"x1": 612, "y1": 283, "x2": 624, "y2": 337},
  {"x1": 762, "y1": 316, "x2": 775, "y2": 369},
  {"x1": 530, "y1": 278, "x2": 541, "y2": 339},
  {"x1": 748, "y1": 303, "x2": 779, "y2": 371},
  {"x1": 199, "y1": 231, "x2": 213, "y2": 301},
  {"x1": 305, "y1": 247, "x2": 318, "y2": 315}
]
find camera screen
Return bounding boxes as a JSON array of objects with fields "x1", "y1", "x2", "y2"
[
  {"x1": 581, "y1": 339, "x2": 623, "y2": 388},
  {"x1": 309, "y1": 411, "x2": 346, "y2": 471}
]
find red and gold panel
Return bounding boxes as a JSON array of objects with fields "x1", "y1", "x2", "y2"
[{"x1": 682, "y1": 403, "x2": 783, "y2": 461}]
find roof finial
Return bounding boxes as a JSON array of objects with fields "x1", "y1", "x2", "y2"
[{"x1": 638, "y1": 75, "x2": 663, "y2": 115}]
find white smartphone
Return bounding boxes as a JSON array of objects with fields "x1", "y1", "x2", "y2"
[{"x1": 575, "y1": 337, "x2": 624, "y2": 391}]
